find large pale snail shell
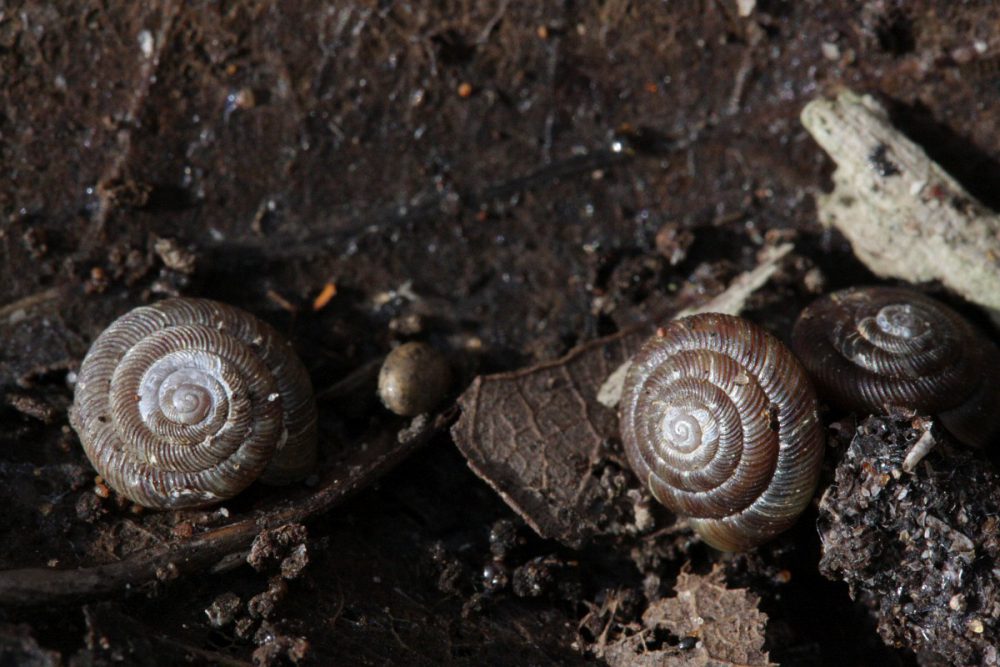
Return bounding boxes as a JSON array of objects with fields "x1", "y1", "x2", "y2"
[
  {"x1": 619, "y1": 313, "x2": 825, "y2": 551},
  {"x1": 792, "y1": 286, "x2": 1000, "y2": 448},
  {"x1": 70, "y1": 298, "x2": 318, "y2": 509}
]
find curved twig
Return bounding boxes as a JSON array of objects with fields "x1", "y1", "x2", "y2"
[{"x1": 0, "y1": 411, "x2": 451, "y2": 605}]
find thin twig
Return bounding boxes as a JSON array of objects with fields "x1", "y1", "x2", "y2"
[{"x1": 0, "y1": 412, "x2": 450, "y2": 606}]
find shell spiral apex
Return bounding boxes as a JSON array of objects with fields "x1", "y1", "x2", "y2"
[
  {"x1": 791, "y1": 286, "x2": 1000, "y2": 449},
  {"x1": 619, "y1": 313, "x2": 825, "y2": 551},
  {"x1": 70, "y1": 298, "x2": 317, "y2": 509}
]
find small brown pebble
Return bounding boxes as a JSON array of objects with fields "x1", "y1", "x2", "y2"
[
  {"x1": 155, "y1": 562, "x2": 179, "y2": 581},
  {"x1": 205, "y1": 592, "x2": 242, "y2": 628},
  {"x1": 252, "y1": 630, "x2": 309, "y2": 666},
  {"x1": 153, "y1": 237, "x2": 197, "y2": 274},
  {"x1": 388, "y1": 312, "x2": 424, "y2": 336},
  {"x1": 22, "y1": 228, "x2": 48, "y2": 259},
  {"x1": 172, "y1": 522, "x2": 194, "y2": 539},
  {"x1": 654, "y1": 224, "x2": 694, "y2": 265},
  {"x1": 76, "y1": 493, "x2": 103, "y2": 522},
  {"x1": 280, "y1": 543, "x2": 309, "y2": 580},
  {"x1": 377, "y1": 342, "x2": 451, "y2": 416},
  {"x1": 802, "y1": 267, "x2": 825, "y2": 293},
  {"x1": 457, "y1": 82, "x2": 473, "y2": 98},
  {"x1": 248, "y1": 523, "x2": 308, "y2": 573},
  {"x1": 227, "y1": 87, "x2": 256, "y2": 112},
  {"x1": 85, "y1": 266, "x2": 110, "y2": 294},
  {"x1": 248, "y1": 577, "x2": 288, "y2": 619},
  {"x1": 537, "y1": 25, "x2": 549, "y2": 39},
  {"x1": 93, "y1": 482, "x2": 111, "y2": 499},
  {"x1": 234, "y1": 617, "x2": 256, "y2": 640},
  {"x1": 512, "y1": 556, "x2": 557, "y2": 598}
]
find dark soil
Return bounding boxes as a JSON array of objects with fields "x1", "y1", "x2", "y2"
[{"x1": 2, "y1": 1, "x2": 999, "y2": 665}]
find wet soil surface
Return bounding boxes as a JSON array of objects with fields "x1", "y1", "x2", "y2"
[{"x1": 2, "y1": 1, "x2": 1000, "y2": 665}]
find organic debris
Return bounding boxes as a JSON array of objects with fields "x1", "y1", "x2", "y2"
[
  {"x1": 818, "y1": 416, "x2": 1000, "y2": 665},
  {"x1": 602, "y1": 565, "x2": 774, "y2": 667}
]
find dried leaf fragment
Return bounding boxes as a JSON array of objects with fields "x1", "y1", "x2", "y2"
[
  {"x1": 453, "y1": 244, "x2": 794, "y2": 546},
  {"x1": 452, "y1": 331, "x2": 647, "y2": 547},
  {"x1": 604, "y1": 565, "x2": 774, "y2": 667}
]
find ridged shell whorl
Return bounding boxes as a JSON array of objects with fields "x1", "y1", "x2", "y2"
[
  {"x1": 70, "y1": 298, "x2": 317, "y2": 509},
  {"x1": 620, "y1": 313, "x2": 824, "y2": 551},
  {"x1": 792, "y1": 286, "x2": 1000, "y2": 448}
]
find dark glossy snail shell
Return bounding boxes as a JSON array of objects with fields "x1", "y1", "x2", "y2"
[
  {"x1": 619, "y1": 313, "x2": 824, "y2": 551},
  {"x1": 70, "y1": 298, "x2": 317, "y2": 509},
  {"x1": 792, "y1": 286, "x2": 1000, "y2": 448}
]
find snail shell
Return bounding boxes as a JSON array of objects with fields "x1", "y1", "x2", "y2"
[
  {"x1": 620, "y1": 313, "x2": 824, "y2": 551},
  {"x1": 792, "y1": 286, "x2": 1000, "y2": 448},
  {"x1": 377, "y1": 342, "x2": 451, "y2": 417},
  {"x1": 70, "y1": 298, "x2": 317, "y2": 509}
]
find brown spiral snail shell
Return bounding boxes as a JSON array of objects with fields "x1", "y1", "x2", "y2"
[
  {"x1": 792, "y1": 286, "x2": 1000, "y2": 449},
  {"x1": 619, "y1": 313, "x2": 824, "y2": 551},
  {"x1": 70, "y1": 298, "x2": 318, "y2": 509}
]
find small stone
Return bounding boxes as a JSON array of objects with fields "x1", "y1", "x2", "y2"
[
  {"x1": 377, "y1": 342, "x2": 451, "y2": 416},
  {"x1": 234, "y1": 617, "x2": 256, "y2": 640},
  {"x1": 488, "y1": 519, "x2": 519, "y2": 558},
  {"x1": 172, "y1": 521, "x2": 194, "y2": 539},
  {"x1": 803, "y1": 267, "x2": 825, "y2": 293},
  {"x1": 653, "y1": 224, "x2": 695, "y2": 266},
  {"x1": 153, "y1": 237, "x2": 197, "y2": 274},
  {"x1": 75, "y1": 492, "x2": 103, "y2": 522},
  {"x1": 205, "y1": 592, "x2": 242, "y2": 628}
]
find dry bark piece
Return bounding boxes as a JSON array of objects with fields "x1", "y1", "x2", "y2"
[
  {"x1": 818, "y1": 415, "x2": 1000, "y2": 665},
  {"x1": 603, "y1": 565, "x2": 773, "y2": 667},
  {"x1": 801, "y1": 90, "x2": 1000, "y2": 312}
]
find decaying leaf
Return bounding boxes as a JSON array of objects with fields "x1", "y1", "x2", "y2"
[
  {"x1": 451, "y1": 245, "x2": 793, "y2": 547},
  {"x1": 603, "y1": 565, "x2": 774, "y2": 667},
  {"x1": 452, "y1": 330, "x2": 648, "y2": 547}
]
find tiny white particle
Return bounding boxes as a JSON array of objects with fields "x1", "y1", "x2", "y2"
[
  {"x1": 138, "y1": 30, "x2": 154, "y2": 58},
  {"x1": 267, "y1": 393, "x2": 280, "y2": 402}
]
